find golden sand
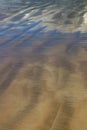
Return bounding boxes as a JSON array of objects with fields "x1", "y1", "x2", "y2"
[{"x1": 0, "y1": 40, "x2": 87, "y2": 130}]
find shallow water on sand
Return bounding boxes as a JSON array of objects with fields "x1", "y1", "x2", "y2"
[{"x1": 0, "y1": 0, "x2": 87, "y2": 130}]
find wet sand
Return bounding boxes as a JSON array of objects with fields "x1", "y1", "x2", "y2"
[
  {"x1": 0, "y1": 32, "x2": 87, "y2": 130},
  {"x1": 0, "y1": 0, "x2": 87, "y2": 129}
]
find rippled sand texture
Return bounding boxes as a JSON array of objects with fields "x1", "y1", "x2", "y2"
[
  {"x1": 0, "y1": 0, "x2": 87, "y2": 130},
  {"x1": 0, "y1": 32, "x2": 87, "y2": 130}
]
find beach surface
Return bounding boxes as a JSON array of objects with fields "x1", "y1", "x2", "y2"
[
  {"x1": 0, "y1": 32, "x2": 87, "y2": 130},
  {"x1": 0, "y1": 0, "x2": 87, "y2": 130}
]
